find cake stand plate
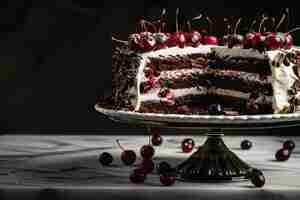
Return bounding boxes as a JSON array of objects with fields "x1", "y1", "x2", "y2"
[
  {"x1": 95, "y1": 105, "x2": 300, "y2": 182},
  {"x1": 95, "y1": 104, "x2": 300, "y2": 130}
]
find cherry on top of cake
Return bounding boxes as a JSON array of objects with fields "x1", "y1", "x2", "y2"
[{"x1": 123, "y1": 9, "x2": 300, "y2": 53}]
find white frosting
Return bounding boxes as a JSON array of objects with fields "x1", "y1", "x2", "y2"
[{"x1": 267, "y1": 49, "x2": 299, "y2": 113}]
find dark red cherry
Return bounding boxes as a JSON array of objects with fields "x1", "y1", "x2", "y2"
[
  {"x1": 284, "y1": 33, "x2": 293, "y2": 49},
  {"x1": 275, "y1": 148, "x2": 290, "y2": 161},
  {"x1": 140, "y1": 32, "x2": 156, "y2": 51},
  {"x1": 243, "y1": 32, "x2": 256, "y2": 49},
  {"x1": 241, "y1": 140, "x2": 252, "y2": 150},
  {"x1": 160, "y1": 175, "x2": 176, "y2": 186},
  {"x1": 202, "y1": 35, "x2": 218, "y2": 45},
  {"x1": 140, "y1": 145, "x2": 155, "y2": 159},
  {"x1": 151, "y1": 134, "x2": 163, "y2": 146},
  {"x1": 181, "y1": 138, "x2": 195, "y2": 153},
  {"x1": 283, "y1": 140, "x2": 296, "y2": 152},
  {"x1": 186, "y1": 31, "x2": 202, "y2": 47},
  {"x1": 253, "y1": 32, "x2": 266, "y2": 51},
  {"x1": 129, "y1": 170, "x2": 146, "y2": 184},
  {"x1": 265, "y1": 33, "x2": 284, "y2": 50},
  {"x1": 116, "y1": 140, "x2": 137, "y2": 166},
  {"x1": 121, "y1": 150, "x2": 137, "y2": 165},
  {"x1": 249, "y1": 169, "x2": 265, "y2": 188},
  {"x1": 173, "y1": 32, "x2": 186, "y2": 48},
  {"x1": 99, "y1": 152, "x2": 113, "y2": 166}
]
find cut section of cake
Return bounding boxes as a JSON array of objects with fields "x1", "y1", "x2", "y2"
[{"x1": 108, "y1": 38, "x2": 300, "y2": 115}]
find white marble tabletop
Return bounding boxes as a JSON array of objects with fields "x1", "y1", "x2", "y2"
[{"x1": 0, "y1": 134, "x2": 300, "y2": 200}]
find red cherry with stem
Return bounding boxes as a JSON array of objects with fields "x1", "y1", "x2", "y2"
[
  {"x1": 265, "y1": 33, "x2": 284, "y2": 50},
  {"x1": 243, "y1": 32, "x2": 256, "y2": 49},
  {"x1": 181, "y1": 138, "x2": 195, "y2": 153},
  {"x1": 284, "y1": 33, "x2": 293, "y2": 49},
  {"x1": 129, "y1": 170, "x2": 146, "y2": 184},
  {"x1": 116, "y1": 140, "x2": 136, "y2": 166},
  {"x1": 202, "y1": 36, "x2": 218, "y2": 45},
  {"x1": 140, "y1": 32, "x2": 156, "y2": 51},
  {"x1": 160, "y1": 175, "x2": 176, "y2": 186},
  {"x1": 151, "y1": 134, "x2": 163, "y2": 146},
  {"x1": 140, "y1": 144, "x2": 155, "y2": 159}
]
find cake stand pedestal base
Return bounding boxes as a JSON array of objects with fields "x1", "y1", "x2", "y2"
[{"x1": 177, "y1": 134, "x2": 252, "y2": 181}]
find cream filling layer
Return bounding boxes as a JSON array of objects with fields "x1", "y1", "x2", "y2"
[
  {"x1": 268, "y1": 49, "x2": 299, "y2": 113},
  {"x1": 139, "y1": 87, "x2": 272, "y2": 104}
]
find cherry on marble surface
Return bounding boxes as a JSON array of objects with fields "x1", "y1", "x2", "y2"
[
  {"x1": 140, "y1": 145, "x2": 155, "y2": 159},
  {"x1": 181, "y1": 138, "x2": 195, "y2": 153},
  {"x1": 250, "y1": 169, "x2": 265, "y2": 188},
  {"x1": 283, "y1": 140, "x2": 296, "y2": 152},
  {"x1": 160, "y1": 175, "x2": 176, "y2": 186},
  {"x1": 275, "y1": 148, "x2": 290, "y2": 161},
  {"x1": 241, "y1": 140, "x2": 252, "y2": 150},
  {"x1": 99, "y1": 152, "x2": 113, "y2": 166}
]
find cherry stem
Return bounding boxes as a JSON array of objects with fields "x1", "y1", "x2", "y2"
[
  {"x1": 224, "y1": 18, "x2": 231, "y2": 35},
  {"x1": 192, "y1": 14, "x2": 203, "y2": 21},
  {"x1": 140, "y1": 20, "x2": 157, "y2": 33},
  {"x1": 270, "y1": 17, "x2": 276, "y2": 32},
  {"x1": 288, "y1": 27, "x2": 300, "y2": 34},
  {"x1": 149, "y1": 135, "x2": 151, "y2": 145},
  {"x1": 259, "y1": 16, "x2": 268, "y2": 33},
  {"x1": 176, "y1": 8, "x2": 179, "y2": 32},
  {"x1": 187, "y1": 20, "x2": 192, "y2": 32},
  {"x1": 139, "y1": 19, "x2": 147, "y2": 32},
  {"x1": 275, "y1": 13, "x2": 286, "y2": 32},
  {"x1": 160, "y1": 8, "x2": 167, "y2": 32},
  {"x1": 249, "y1": 20, "x2": 257, "y2": 32},
  {"x1": 206, "y1": 16, "x2": 213, "y2": 34},
  {"x1": 234, "y1": 18, "x2": 242, "y2": 35},
  {"x1": 116, "y1": 139, "x2": 125, "y2": 151},
  {"x1": 112, "y1": 36, "x2": 128, "y2": 45}
]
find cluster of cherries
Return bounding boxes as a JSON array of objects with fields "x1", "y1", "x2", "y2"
[
  {"x1": 275, "y1": 140, "x2": 296, "y2": 161},
  {"x1": 240, "y1": 139, "x2": 296, "y2": 162},
  {"x1": 129, "y1": 30, "x2": 218, "y2": 52},
  {"x1": 126, "y1": 9, "x2": 298, "y2": 53},
  {"x1": 129, "y1": 30, "x2": 294, "y2": 52},
  {"x1": 99, "y1": 128, "x2": 197, "y2": 186}
]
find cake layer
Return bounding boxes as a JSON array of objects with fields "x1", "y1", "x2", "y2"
[
  {"x1": 149, "y1": 54, "x2": 208, "y2": 71},
  {"x1": 209, "y1": 47, "x2": 271, "y2": 75},
  {"x1": 154, "y1": 68, "x2": 272, "y2": 94},
  {"x1": 139, "y1": 87, "x2": 273, "y2": 114}
]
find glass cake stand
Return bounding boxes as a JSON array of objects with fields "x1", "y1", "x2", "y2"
[{"x1": 95, "y1": 104, "x2": 300, "y2": 182}]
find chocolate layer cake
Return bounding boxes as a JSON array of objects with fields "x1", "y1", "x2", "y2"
[
  {"x1": 103, "y1": 9, "x2": 300, "y2": 115},
  {"x1": 107, "y1": 37, "x2": 300, "y2": 115}
]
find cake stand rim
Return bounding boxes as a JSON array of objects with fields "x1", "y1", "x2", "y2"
[{"x1": 95, "y1": 104, "x2": 300, "y2": 129}]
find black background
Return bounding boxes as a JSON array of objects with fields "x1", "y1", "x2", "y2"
[{"x1": 1, "y1": 0, "x2": 300, "y2": 134}]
